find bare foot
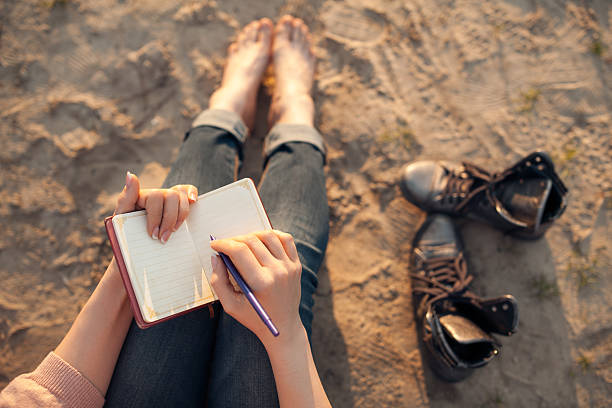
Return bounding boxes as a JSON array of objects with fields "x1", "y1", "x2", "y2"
[
  {"x1": 209, "y1": 18, "x2": 273, "y2": 130},
  {"x1": 268, "y1": 16, "x2": 316, "y2": 127}
]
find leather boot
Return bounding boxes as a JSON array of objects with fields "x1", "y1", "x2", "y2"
[
  {"x1": 401, "y1": 152, "x2": 568, "y2": 239},
  {"x1": 411, "y1": 215, "x2": 518, "y2": 382}
]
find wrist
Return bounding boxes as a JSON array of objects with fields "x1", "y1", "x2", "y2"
[
  {"x1": 101, "y1": 259, "x2": 130, "y2": 313},
  {"x1": 262, "y1": 322, "x2": 312, "y2": 382},
  {"x1": 262, "y1": 320, "x2": 308, "y2": 355},
  {"x1": 105, "y1": 258, "x2": 125, "y2": 288}
]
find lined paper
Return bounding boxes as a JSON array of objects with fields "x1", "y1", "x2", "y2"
[
  {"x1": 112, "y1": 179, "x2": 270, "y2": 324},
  {"x1": 114, "y1": 213, "x2": 215, "y2": 322},
  {"x1": 187, "y1": 179, "x2": 272, "y2": 282}
]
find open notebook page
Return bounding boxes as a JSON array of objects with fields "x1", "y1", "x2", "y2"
[
  {"x1": 186, "y1": 178, "x2": 272, "y2": 285},
  {"x1": 112, "y1": 212, "x2": 216, "y2": 323}
]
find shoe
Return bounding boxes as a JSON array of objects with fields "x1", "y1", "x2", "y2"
[
  {"x1": 400, "y1": 152, "x2": 568, "y2": 239},
  {"x1": 411, "y1": 215, "x2": 518, "y2": 382}
]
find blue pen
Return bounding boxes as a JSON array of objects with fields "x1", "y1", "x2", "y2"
[{"x1": 210, "y1": 235, "x2": 279, "y2": 337}]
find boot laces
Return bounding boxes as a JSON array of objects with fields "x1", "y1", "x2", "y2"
[
  {"x1": 411, "y1": 252, "x2": 478, "y2": 311},
  {"x1": 441, "y1": 162, "x2": 503, "y2": 212}
]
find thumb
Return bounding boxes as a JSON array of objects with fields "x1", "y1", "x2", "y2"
[{"x1": 114, "y1": 171, "x2": 141, "y2": 215}]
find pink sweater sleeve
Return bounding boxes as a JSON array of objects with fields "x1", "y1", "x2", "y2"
[{"x1": 0, "y1": 352, "x2": 105, "y2": 408}]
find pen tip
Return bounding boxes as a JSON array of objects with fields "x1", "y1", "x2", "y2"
[{"x1": 209, "y1": 234, "x2": 215, "y2": 241}]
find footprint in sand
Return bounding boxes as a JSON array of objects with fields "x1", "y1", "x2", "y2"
[{"x1": 322, "y1": 5, "x2": 386, "y2": 45}]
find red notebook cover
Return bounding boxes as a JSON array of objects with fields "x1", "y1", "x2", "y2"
[{"x1": 104, "y1": 216, "x2": 212, "y2": 329}]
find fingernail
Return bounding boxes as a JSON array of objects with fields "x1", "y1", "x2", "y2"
[
  {"x1": 152, "y1": 227, "x2": 159, "y2": 240},
  {"x1": 189, "y1": 191, "x2": 197, "y2": 201},
  {"x1": 126, "y1": 171, "x2": 133, "y2": 184},
  {"x1": 161, "y1": 230, "x2": 171, "y2": 244},
  {"x1": 210, "y1": 255, "x2": 218, "y2": 269}
]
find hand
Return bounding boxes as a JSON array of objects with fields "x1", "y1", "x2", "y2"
[
  {"x1": 114, "y1": 172, "x2": 198, "y2": 243},
  {"x1": 210, "y1": 230, "x2": 303, "y2": 345}
]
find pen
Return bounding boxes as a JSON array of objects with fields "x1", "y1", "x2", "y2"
[{"x1": 210, "y1": 235, "x2": 280, "y2": 337}]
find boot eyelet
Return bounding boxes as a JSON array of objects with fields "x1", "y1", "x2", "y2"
[
  {"x1": 491, "y1": 306, "x2": 497, "y2": 312},
  {"x1": 525, "y1": 161, "x2": 531, "y2": 167},
  {"x1": 502, "y1": 303, "x2": 509, "y2": 311},
  {"x1": 535, "y1": 156, "x2": 542, "y2": 163}
]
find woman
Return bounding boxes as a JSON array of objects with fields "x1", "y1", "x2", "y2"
[{"x1": 1, "y1": 16, "x2": 331, "y2": 407}]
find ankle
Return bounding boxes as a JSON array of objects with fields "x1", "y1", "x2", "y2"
[
  {"x1": 274, "y1": 94, "x2": 314, "y2": 127},
  {"x1": 209, "y1": 87, "x2": 245, "y2": 119},
  {"x1": 277, "y1": 111, "x2": 314, "y2": 127}
]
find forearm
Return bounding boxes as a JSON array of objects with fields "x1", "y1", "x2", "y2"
[
  {"x1": 264, "y1": 325, "x2": 331, "y2": 408},
  {"x1": 55, "y1": 258, "x2": 133, "y2": 396}
]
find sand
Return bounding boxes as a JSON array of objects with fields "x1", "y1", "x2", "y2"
[{"x1": 1, "y1": 0, "x2": 611, "y2": 406}]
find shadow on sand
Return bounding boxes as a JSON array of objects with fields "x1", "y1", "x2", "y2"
[
  {"x1": 419, "y1": 220, "x2": 578, "y2": 407},
  {"x1": 240, "y1": 90, "x2": 354, "y2": 407}
]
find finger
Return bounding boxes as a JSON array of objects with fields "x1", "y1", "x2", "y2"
[
  {"x1": 188, "y1": 186, "x2": 198, "y2": 203},
  {"x1": 144, "y1": 190, "x2": 164, "y2": 239},
  {"x1": 210, "y1": 239, "x2": 263, "y2": 285},
  {"x1": 171, "y1": 184, "x2": 198, "y2": 203},
  {"x1": 159, "y1": 191, "x2": 179, "y2": 243},
  {"x1": 273, "y1": 230, "x2": 299, "y2": 262},
  {"x1": 255, "y1": 230, "x2": 286, "y2": 260},
  {"x1": 233, "y1": 234, "x2": 276, "y2": 266},
  {"x1": 136, "y1": 188, "x2": 149, "y2": 209},
  {"x1": 210, "y1": 255, "x2": 242, "y2": 312},
  {"x1": 114, "y1": 172, "x2": 140, "y2": 214},
  {"x1": 174, "y1": 192, "x2": 190, "y2": 231}
]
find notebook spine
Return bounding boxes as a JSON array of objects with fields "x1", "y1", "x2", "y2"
[{"x1": 104, "y1": 216, "x2": 151, "y2": 328}]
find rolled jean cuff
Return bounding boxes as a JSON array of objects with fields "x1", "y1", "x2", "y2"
[
  {"x1": 264, "y1": 124, "x2": 326, "y2": 161},
  {"x1": 191, "y1": 109, "x2": 248, "y2": 146}
]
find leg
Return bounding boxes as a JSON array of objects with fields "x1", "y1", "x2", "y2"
[
  {"x1": 206, "y1": 16, "x2": 327, "y2": 408},
  {"x1": 105, "y1": 19, "x2": 274, "y2": 408},
  {"x1": 259, "y1": 140, "x2": 327, "y2": 336},
  {"x1": 163, "y1": 110, "x2": 246, "y2": 191},
  {"x1": 261, "y1": 11, "x2": 328, "y2": 337}
]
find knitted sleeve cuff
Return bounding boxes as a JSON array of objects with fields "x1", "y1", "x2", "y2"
[{"x1": 28, "y1": 352, "x2": 105, "y2": 408}]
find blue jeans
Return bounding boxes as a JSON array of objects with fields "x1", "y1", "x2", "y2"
[{"x1": 104, "y1": 110, "x2": 329, "y2": 407}]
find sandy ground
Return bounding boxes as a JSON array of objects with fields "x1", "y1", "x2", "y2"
[{"x1": 1, "y1": 0, "x2": 611, "y2": 406}]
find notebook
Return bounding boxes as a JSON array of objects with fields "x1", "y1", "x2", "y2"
[{"x1": 104, "y1": 178, "x2": 272, "y2": 328}]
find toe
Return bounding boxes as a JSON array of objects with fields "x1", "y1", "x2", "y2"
[
  {"x1": 237, "y1": 28, "x2": 246, "y2": 45},
  {"x1": 258, "y1": 18, "x2": 273, "y2": 44},
  {"x1": 245, "y1": 21, "x2": 259, "y2": 42},
  {"x1": 305, "y1": 32, "x2": 315, "y2": 55},
  {"x1": 279, "y1": 14, "x2": 293, "y2": 26},
  {"x1": 227, "y1": 42, "x2": 238, "y2": 55},
  {"x1": 296, "y1": 18, "x2": 309, "y2": 36},
  {"x1": 275, "y1": 15, "x2": 293, "y2": 43},
  {"x1": 292, "y1": 19, "x2": 305, "y2": 42}
]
